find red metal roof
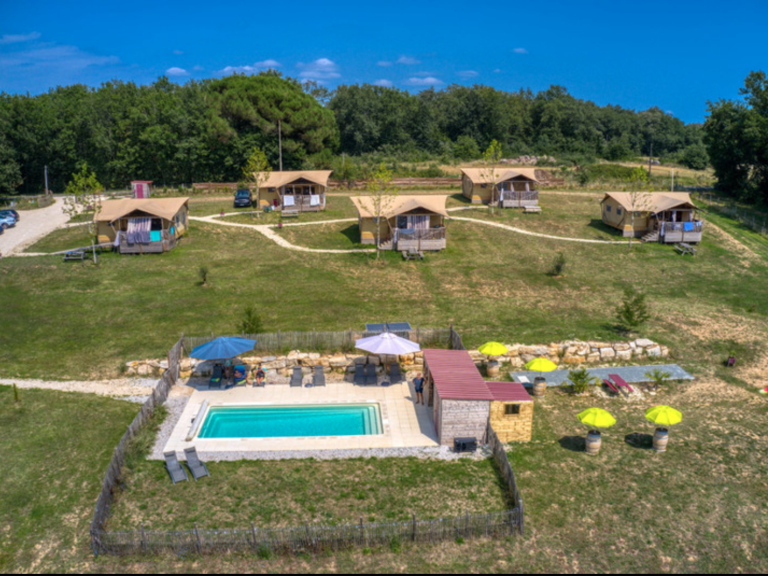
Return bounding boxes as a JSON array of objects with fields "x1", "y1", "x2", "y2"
[
  {"x1": 485, "y1": 382, "x2": 533, "y2": 403},
  {"x1": 423, "y1": 349, "x2": 494, "y2": 401}
]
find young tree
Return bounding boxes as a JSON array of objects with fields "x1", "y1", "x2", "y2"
[
  {"x1": 62, "y1": 163, "x2": 104, "y2": 261},
  {"x1": 242, "y1": 147, "x2": 272, "y2": 209},
  {"x1": 625, "y1": 167, "x2": 652, "y2": 249},
  {"x1": 367, "y1": 162, "x2": 399, "y2": 260},
  {"x1": 616, "y1": 287, "x2": 651, "y2": 333},
  {"x1": 481, "y1": 139, "x2": 503, "y2": 216}
]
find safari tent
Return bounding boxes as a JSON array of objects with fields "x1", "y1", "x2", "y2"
[
  {"x1": 460, "y1": 168, "x2": 539, "y2": 208},
  {"x1": 350, "y1": 195, "x2": 448, "y2": 252},
  {"x1": 601, "y1": 192, "x2": 704, "y2": 243},
  {"x1": 255, "y1": 170, "x2": 332, "y2": 213},
  {"x1": 95, "y1": 197, "x2": 189, "y2": 254}
]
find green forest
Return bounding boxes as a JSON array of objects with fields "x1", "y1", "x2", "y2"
[{"x1": 1, "y1": 70, "x2": 765, "y2": 201}]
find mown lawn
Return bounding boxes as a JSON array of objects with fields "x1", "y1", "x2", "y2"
[
  {"x1": 0, "y1": 386, "x2": 137, "y2": 572},
  {"x1": 2, "y1": 190, "x2": 768, "y2": 380}
]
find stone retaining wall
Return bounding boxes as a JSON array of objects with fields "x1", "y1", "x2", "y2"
[{"x1": 125, "y1": 338, "x2": 668, "y2": 379}]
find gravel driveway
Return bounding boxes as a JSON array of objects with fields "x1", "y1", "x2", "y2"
[{"x1": 0, "y1": 198, "x2": 72, "y2": 256}]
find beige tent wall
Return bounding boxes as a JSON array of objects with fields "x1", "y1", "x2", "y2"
[
  {"x1": 359, "y1": 217, "x2": 390, "y2": 245},
  {"x1": 490, "y1": 401, "x2": 534, "y2": 442},
  {"x1": 602, "y1": 198, "x2": 654, "y2": 237},
  {"x1": 258, "y1": 187, "x2": 281, "y2": 208},
  {"x1": 97, "y1": 222, "x2": 116, "y2": 244},
  {"x1": 462, "y1": 175, "x2": 474, "y2": 201}
]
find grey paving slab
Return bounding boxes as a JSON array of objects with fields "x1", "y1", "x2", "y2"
[{"x1": 510, "y1": 364, "x2": 694, "y2": 387}]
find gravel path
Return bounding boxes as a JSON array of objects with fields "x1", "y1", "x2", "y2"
[
  {"x1": 0, "y1": 198, "x2": 72, "y2": 256},
  {"x1": 150, "y1": 394, "x2": 191, "y2": 459},
  {"x1": 449, "y1": 215, "x2": 624, "y2": 244},
  {"x1": 0, "y1": 377, "x2": 157, "y2": 398}
]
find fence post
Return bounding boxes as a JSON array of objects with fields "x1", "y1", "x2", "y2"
[
  {"x1": 412, "y1": 513, "x2": 417, "y2": 542},
  {"x1": 359, "y1": 517, "x2": 364, "y2": 546},
  {"x1": 312, "y1": 329, "x2": 316, "y2": 350},
  {"x1": 194, "y1": 522, "x2": 202, "y2": 554},
  {"x1": 417, "y1": 325, "x2": 420, "y2": 344},
  {"x1": 251, "y1": 522, "x2": 257, "y2": 551},
  {"x1": 465, "y1": 510, "x2": 470, "y2": 538},
  {"x1": 278, "y1": 330, "x2": 281, "y2": 349},
  {"x1": 141, "y1": 523, "x2": 147, "y2": 554}
]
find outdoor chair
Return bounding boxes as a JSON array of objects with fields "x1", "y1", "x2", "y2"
[
  {"x1": 290, "y1": 366, "x2": 304, "y2": 387},
  {"x1": 365, "y1": 364, "x2": 378, "y2": 386},
  {"x1": 163, "y1": 451, "x2": 189, "y2": 485},
  {"x1": 602, "y1": 379, "x2": 620, "y2": 396},
  {"x1": 389, "y1": 363, "x2": 403, "y2": 384},
  {"x1": 313, "y1": 365, "x2": 326, "y2": 387},
  {"x1": 353, "y1": 364, "x2": 366, "y2": 385},
  {"x1": 183, "y1": 447, "x2": 210, "y2": 481},
  {"x1": 608, "y1": 374, "x2": 634, "y2": 397},
  {"x1": 233, "y1": 365, "x2": 247, "y2": 387},
  {"x1": 209, "y1": 365, "x2": 223, "y2": 389}
]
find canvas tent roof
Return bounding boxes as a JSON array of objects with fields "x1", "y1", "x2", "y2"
[
  {"x1": 350, "y1": 195, "x2": 449, "y2": 219},
  {"x1": 602, "y1": 192, "x2": 698, "y2": 214},
  {"x1": 95, "y1": 198, "x2": 189, "y2": 223},
  {"x1": 256, "y1": 170, "x2": 333, "y2": 189},
  {"x1": 460, "y1": 167, "x2": 539, "y2": 184}
]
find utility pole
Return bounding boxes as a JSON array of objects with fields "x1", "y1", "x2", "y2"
[
  {"x1": 278, "y1": 120, "x2": 283, "y2": 172},
  {"x1": 671, "y1": 169, "x2": 675, "y2": 192},
  {"x1": 647, "y1": 141, "x2": 653, "y2": 179},
  {"x1": 44, "y1": 165, "x2": 49, "y2": 195}
]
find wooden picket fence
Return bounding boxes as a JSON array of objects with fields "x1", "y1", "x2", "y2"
[
  {"x1": 486, "y1": 423, "x2": 525, "y2": 536},
  {"x1": 183, "y1": 327, "x2": 452, "y2": 355},
  {"x1": 91, "y1": 508, "x2": 521, "y2": 556}
]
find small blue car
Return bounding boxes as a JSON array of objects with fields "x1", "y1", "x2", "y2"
[{"x1": 0, "y1": 214, "x2": 16, "y2": 230}]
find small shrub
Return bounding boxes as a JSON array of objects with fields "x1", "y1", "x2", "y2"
[
  {"x1": 567, "y1": 367, "x2": 598, "y2": 395},
  {"x1": 645, "y1": 369, "x2": 672, "y2": 391},
  {"x1": 13, "y1": 383, "x2": 20, "y2": 403},
  {"x1": 257, "y1": 544, "x2": 272, "y2": 560},
  {"x1": 362, "y1": 547, "x2": 372, "y2": 555},
  {"x1": 238, "y1": 306, "x2": 264, "y2": 335},
  {"x1": 198, "y1": 265, "x2": 209, "y2": 287},
  {"x1": 616, "y1": 287, "x2": 650, "y2": 332},
  {"x1": 548, "y1": 252, "x2": 567, "y2": 277},
  {"x1": 576, "y1": 170, "x2": 591, "y2": 186},
  {"x1": 455, "y1": 536, "x2": 465, "y2": 545},
  {"x1": 389, "y1": 538, "x2": 402, "y2": 554}
]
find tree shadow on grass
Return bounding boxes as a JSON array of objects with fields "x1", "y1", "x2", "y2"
[
  {"x1": 558, "y1": 436, "x2": 586, "y2": 453},
  {"x1": 625, "y1": 432, "x2": 654, "y2": 450},
  {"x1": 587, "y1": 218, "x2": 622, "y2": 237},
  {"x1": 340, "y1": 224, "x2": 361, "y2": 244},
  {"x1": 450, "y1": 193, "x2": 471, "y2": 205}
]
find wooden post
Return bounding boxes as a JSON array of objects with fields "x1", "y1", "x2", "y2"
[
  {"x1": 359, "y1": 517, "x2": 364, "y2": 546},
  {"x1": 466, "y1": 510, "x2": 470, "y2": 537},
  {"x1": 278, "y1": 330, "x2": 281, "y2": 349},
  {"x1": 312, "y1": 328, "x2": 316, "y2": 350},
  {"x1": 412, "y1": 513, "x2": 416, "y2": 542},
  {"x1": 251, "y1": 522, "x2": 257, "y2": 551},
  {"x1": 194, "y1": 522, "x2": 202, "y2": 554},
  {"x1": 141, "y1": 523, "x2": 147, "y2": 553}
]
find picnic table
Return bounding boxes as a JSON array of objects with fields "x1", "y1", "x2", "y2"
[
  {"x1": 401, "y1": 249, "x2": 424, "y2": 261},
  {"x1": 675, "y1": 243, "x2": 696, "y2": 256},
  {"x1": 63, "y1": 250, "x2": 85, "y2": 262}
]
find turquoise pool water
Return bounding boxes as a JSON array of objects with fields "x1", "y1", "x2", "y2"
[{"x1": 198, "y1": 404, "x2": 382, "y2": 439}]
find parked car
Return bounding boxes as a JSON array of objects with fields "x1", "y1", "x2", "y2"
[
  {"x1": 0, "y1": 214, "x2": 17, "y2": 230},
  {"x1": 0, "y1": 209, "x2": 19, "y2": 222},
  {"x1": 234, "y1": 189, "x2": 253, "y2": 208}
]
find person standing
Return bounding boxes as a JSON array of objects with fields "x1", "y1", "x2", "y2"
[{"x1": 413, "y1": 373, "x2": 425, "y2": 406}]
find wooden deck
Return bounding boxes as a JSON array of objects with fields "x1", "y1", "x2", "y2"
[{"x1": 117, "y1": 231, "x2": 176, "y2": 254}]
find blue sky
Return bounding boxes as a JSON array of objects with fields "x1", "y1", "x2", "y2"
[{"x1": 1, "y1": 0, "x2": 766, "y2": 123}]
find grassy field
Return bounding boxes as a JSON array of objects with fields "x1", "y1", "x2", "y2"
[
  {"x1": 3, "y1": 190, "x2": 768, "y2": 380},
  {"x1": 25, "y1": 224, "x2": 92, "y2": 253},
  {"x1": 0, "y1": 386, "x2": 138, "y2": 572}
]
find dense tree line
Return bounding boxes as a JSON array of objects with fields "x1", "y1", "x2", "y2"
[
  {"x1": 704, "y1": 71, "x2": 768, "y2": 203},
  {"x1": 0, "y1": 72, "x2": 706, "y2": 195}
]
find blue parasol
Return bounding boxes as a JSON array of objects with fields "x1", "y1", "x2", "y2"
[{"x1": 190, "y1": 337, "x2": 257, "y2": 361}]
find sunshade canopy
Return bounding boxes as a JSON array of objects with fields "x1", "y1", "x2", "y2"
[
  {"x1": 524, "y1": 358, "x2": 558, "y2": 372},
  {"x1": 601, "y1": 192, "x2": 698, "y2": 214},
  {"x1": 190, "y1": 337, "x2": 256, "y2": 361},
  {"x1": 460, "y1": 167, "x2": 539, "y2": 184},
  {"x1": 478, "y1": 342, "x2": 509, "y2": 356},
  {"x1": 350, "y1": 195, "x2": 449, "y2": 219},
  {"x1": 95, "y1": 198, "x2": 189, "y2": 223},
  {"x1": 355, "y1": 332, "x2": 421, "y2": 355},
  {"x1": 645, "y1": 405, "x2": 682, "y2": 427},
  {"x1": 256, "y1": 170, "x2": 333, "y2": 189},
  {"x1": 577, "y1": 408, "x2": 617, "y2": 429}
]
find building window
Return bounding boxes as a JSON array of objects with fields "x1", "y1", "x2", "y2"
[
  {"x1": 606, "y1": 205, "x2": 612, "y2": 213},
  {"x1": 504, "y1": 404, "x2": 521, "y2": 416},
  {"x1": 616, "y1": 208, "x2": 622, "y2": 216}
]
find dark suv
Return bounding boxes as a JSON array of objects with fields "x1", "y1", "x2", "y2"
[{"x1": 234, "y1": 189, "x2": 253, "y2": 208}]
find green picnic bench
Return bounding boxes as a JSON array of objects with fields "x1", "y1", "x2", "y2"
[
  {"x1": 675, "y1": 243, "x2": 696, "y2": 256},
  {"x1": 63, "y1": 250, "x2": 85, "y2": 262}
]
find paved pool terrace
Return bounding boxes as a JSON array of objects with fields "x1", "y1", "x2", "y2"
[{"x1": 510, "y1": 364, "x2": 694, "y2": 387}]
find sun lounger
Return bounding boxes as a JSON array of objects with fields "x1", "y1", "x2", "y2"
[
  {"x1": 608, "y1": 374, "x2": 634, "y2": 397},
  {"x1": 290, "y1": 366, "x2": 303, "y2": 387},
  {"x1": 233, "y1": 365, "x2": 247, "y2": 387},
  {"x1": 183, "y1": 447, "x2": 210, "y2": 481},
  {"x1": 209, "y1": 365, "x2": 223, "y2": 389},
  {"x1": 163, "y1": 451, "x2": 189, "y2": 485},
  {"x1": 313, "y1": 365, "x2": 326, "y2": 387},
  {"x1": 515, "y1": 375, "x2": 531, "y2": 385},
  {"x1": 389, "y1": 363, "x2": 403, "y2": 384},
  {"x1": 365, "y1": 364, "x2": 378, "y2": 386},
  {"x1": 354, "y1": 364, "x2": 366, "y2": 385}
]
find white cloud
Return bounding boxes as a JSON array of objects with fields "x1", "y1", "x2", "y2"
[
  {"x1": 493, "y1": 68, "x2": 502, "y2": 73},
  {"x1": 377, "y1": 60, "x2": 393, "y2": 67},
  {"x1": 0, "y1": 44, "x2": 119, "y2": 71},
  {"x1": 220, "y1": 59, "x2": 281, "y2": 74},
  {"x1": 397, "y1": 55, "x2": 420, "y2": 65},
  {"x1": 173, "y1": 49, "x2": 184, "y2": 55},
  {"x1": 193, "y1": 65, "x2": 204, "y2": 71},
  {"x1": 374, "y1": 79, "x2": 393, "y2": 87},
  {"x1": 513, "y1": 48, "x2": 528, "y2": 54},
  {"x1": 166, "y1": 67, "x2": 188, "y2": 76},
  {"x1": 297, "y1": 58, "x2": 340, "y2": 80},
  {"x1": 457, "y1": 70, "x2": 478, "y2": 79},
  {"x1": 0, "y1": 32, "x2": 41, "y2": 45},
  {"x1": 405, "y1": 76, "x2": 443, "y2": 87}
]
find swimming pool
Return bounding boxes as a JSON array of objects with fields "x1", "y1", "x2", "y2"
[{"x1": 197, "y1": 404, "x2": 383, "y2": 439}]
